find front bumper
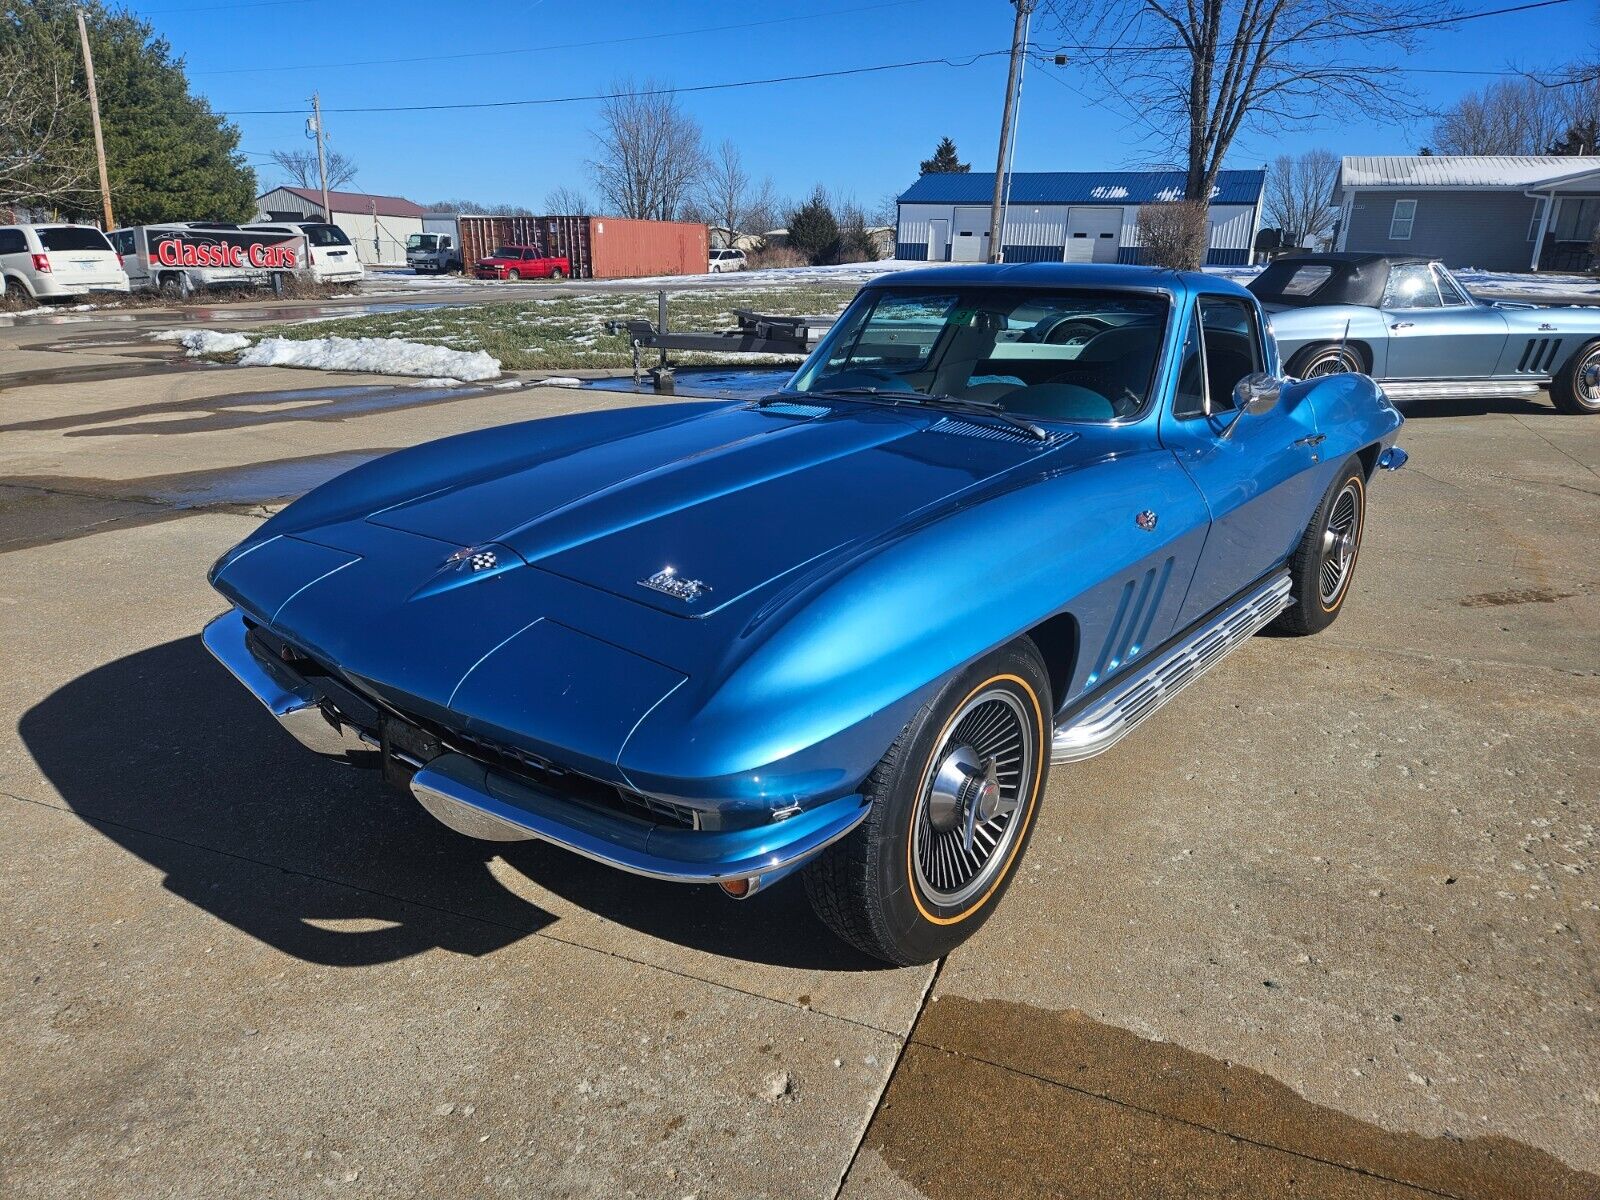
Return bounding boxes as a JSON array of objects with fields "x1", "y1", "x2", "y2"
[{"x1": 202, "y1": 608, "x2": 868, "y2": 885}]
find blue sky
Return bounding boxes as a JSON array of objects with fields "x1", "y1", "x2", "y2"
[{"x1": 132, "y1": 0, "x2": 1586, "y2": 212}]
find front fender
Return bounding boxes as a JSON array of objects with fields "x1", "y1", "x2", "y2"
[
  {"x1": 617, "y1": 447, "x2": 1209, "y2": 809},
  {"x1": 1303, "y1": 372, "x2": 1404, "y2": 470}
]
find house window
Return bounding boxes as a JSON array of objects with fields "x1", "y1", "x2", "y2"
[
  {"x1": 1551, "y1": 197, "x2": 1600, "y2": 242},
  {"x1": 1389, "y1": 199, "x2": 1417, "y2": 240},
  {"x1": 1528, "y1": 196, "x2": 1548, "y2": 241}
]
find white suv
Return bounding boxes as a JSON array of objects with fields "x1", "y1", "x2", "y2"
[
  {"x1": 243, "y1": 222, "x2": 364, "y2": 284},
  {"x1": 708, "y1": 247, "x2": 747, "y2": 273},
  {"x1": 0, "y1": 224, "x2": 130, "y2": 301}
]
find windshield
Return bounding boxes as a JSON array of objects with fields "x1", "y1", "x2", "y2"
[
  {"x1": 490, "y1": 246, "x2": 518, "y2": 259},
  {"x1": 408, "y1": 233, "x2": 437, "y2": 251},
  {"x1": 40, "y1": 226, "x2": 113, "y2": 253},
  {"x1": 791, "y1": 286, "x2": 1169, "y2": 423}
]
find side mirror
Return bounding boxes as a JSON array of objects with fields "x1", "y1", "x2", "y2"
[
  {"x1": 1219, "y1": 373, "x2": 1282, "y2": 439},
  {"x1": 1233, "y1": 372, "x2": 1282, "y2": 415}
]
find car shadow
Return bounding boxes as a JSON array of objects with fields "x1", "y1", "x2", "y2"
[
  {"x1": 17, "y1": 636, "x2": 883, "y2": 972},
  {"x1": 1391, "y1": 393, "x2": 1556, "y2": 419}
]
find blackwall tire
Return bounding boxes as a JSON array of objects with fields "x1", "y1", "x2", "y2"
[
  {"x1": 1290, "y1": 343, "x2": 1365, "y2": 379},
  {"x1": 1550, "y1": 339, "x2": 1600, "y2": 415},
  {"x1": 1274, "y1": 455, "x2": 1367, "y2": 636},
  {"x1": 804, "y1": 638, "x2": 1052, "y2": 965},
  {"x1": 506, "y1": 269, "x2": 521, "y2": 282},
  {"x1": 550, "y1": 267, "x2": 565, "y2": 280}
]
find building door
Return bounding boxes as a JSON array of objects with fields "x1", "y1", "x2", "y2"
[
  {"x1": 1064, "y1": 208, "x2": 1121, "y2": 263},
  {"x1": 950, "y1": 208, "x2": 990, "y2": 262},
  {"x1": 926, "y1": 219, "x2": 949, "y2": 262}
]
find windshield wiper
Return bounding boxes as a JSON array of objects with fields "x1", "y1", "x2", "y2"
[{"x1": 790, "y1": 387, "x2": 1051, "y2": 441}]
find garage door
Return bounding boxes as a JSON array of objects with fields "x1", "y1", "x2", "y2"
[
  {"x1": 1064, "y1": 208, "x2": 1122, "y2": 263},
  {"x1": 950, "y1": 208, "x2": 991, "y2": 263}
]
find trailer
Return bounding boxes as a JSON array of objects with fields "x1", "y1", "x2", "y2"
[
  {"x1": 456, "y1": 215, "x2": 707, "y2": 280},
  {"x1": 605, "y1": 292, "x2": 836, "y2": 390}
]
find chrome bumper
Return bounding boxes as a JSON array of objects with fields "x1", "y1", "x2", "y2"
[
  {"x1": 202, "y1": 608, "x2": 371, "y2": 761},
  {"x1": 202, "y1": 608, "x2": 868, "y2": 885}
]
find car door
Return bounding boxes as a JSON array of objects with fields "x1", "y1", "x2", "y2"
[
  {"x1": 1378, "y1": 261, "x2": 1508, "y2": 380},
  {"x1": 1160, "y1": 293, "x2": 1324, "y2": 626}
]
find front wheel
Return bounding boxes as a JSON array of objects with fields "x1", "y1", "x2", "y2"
[
  {"x1": 804, "y1": 638, "x2": 1051, "y2": 965},
  {"x1": 506, "y1": 269, "x2": 521, "y2": 282},
  {"x1": 1275, "y1": 456, "x2": 1367, "y2": 636},
  {"x1": 1550, "y1": 339, "x2": 1600, "y2": 415}
]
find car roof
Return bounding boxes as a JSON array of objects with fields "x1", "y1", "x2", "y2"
[{"x1": 865, "y1": 261, "x2": 1246, "y2": 297}]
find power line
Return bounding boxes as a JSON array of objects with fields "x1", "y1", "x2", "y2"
[
  {"x1": 1032, "y1": 0, "x2": 1577, "y2": 53},
  {"x1": 192, "y1": 0, "x2": 923, "y2": 76},
  {"x1": 218, "y1": 50, "x2": 1015, "y2": 116},
  {"x1": 144, "y1": 0, "x2": 356, "y2": 12}
]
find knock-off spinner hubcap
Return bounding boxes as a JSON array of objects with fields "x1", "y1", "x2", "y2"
[{"x1": 913, "y1": 688, "x2": 1034, "y2": 907}]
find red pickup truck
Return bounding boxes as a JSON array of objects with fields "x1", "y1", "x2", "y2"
[{"x1": 473, "y1": 244, "x2": 569, "y2": 281}]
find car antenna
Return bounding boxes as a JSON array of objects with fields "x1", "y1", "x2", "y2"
[{"x1": 1336, "y1": 318, "x2": 1352, "y2": 372}]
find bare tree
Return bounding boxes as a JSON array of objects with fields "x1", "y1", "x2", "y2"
[
  {"x1": 696, "y1": 140, "x2": 749, "y2": 241},
  {"x1": 1431, "y1": 77, "x2": 1567, "y2": 155},
  {"x1": 0, "y1": 45, "x2": 89, "y2": 210},
  {"x1": 589, "y1": 79, "x2": 705, "y2": 221},
  {"x1": 1054, "y1": 0, "x2": 1448, "y2": 262},
  {"x1": 270, "y1": 147, "x2": 358, "y2": 190},
  {"x1": 1264, "y1": 148, "x2": 1338, "y2": 249},
  {"x1": 1135, "y1": 201, "x2": 1211, "y2": 269},
  {"x1": 544, "y1": 185, "x2": 591, "y2": 215}
]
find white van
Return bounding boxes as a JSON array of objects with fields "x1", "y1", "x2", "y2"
[
  {"x1": 243, "y1": 221, "x2": 363, "y2": 284},
  {"x1": 110, "y1": 224, "x2": 306, "y2": 297},
  {"x1": 0, "y1": 224, "x2": 130, "y2": 301}
]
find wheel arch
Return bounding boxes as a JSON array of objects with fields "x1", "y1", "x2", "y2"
[
  {"x1": 1289, "y1": 339, "x2": 1373, "y2": 376},
  {"x1": 1024, "y1": 610, "x2": 1079, "y2": 713}
]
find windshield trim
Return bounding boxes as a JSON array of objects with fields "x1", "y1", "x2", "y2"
[{"x1": 793, "y1": 282, "x2": 1178, "y2": 428}]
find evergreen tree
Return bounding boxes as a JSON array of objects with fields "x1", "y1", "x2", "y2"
[
  {"x1": 919, "y1": 137, "x2": 969, "y2": 174},
  {"x1": 787, "y1": 187, "x2": 840, "y2": 265},
  {"x1": 0, "y1": 1, "x2": 255, "y2": 223},
  {"x1": 1547, "y1": 120, "x2": 1599, "y2": 156}
]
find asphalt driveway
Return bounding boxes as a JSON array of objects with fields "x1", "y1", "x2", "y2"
[{"x1": 1, "y1": 310, "x2": 1595, "y2": 1198}]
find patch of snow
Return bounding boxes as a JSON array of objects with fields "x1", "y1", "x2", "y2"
[
  {"x1": 152, "y1": 328, "x2": 252, "y2": 355},
  {"x1": 1090, "y1": 186, "x2": 1129, "y2": 200},
  {"x1": 534, "y1": 376, "x2": 583, "y2": 387},
  {"x1": 237, "y1": 335, "x2": 502, "y2": 381}
]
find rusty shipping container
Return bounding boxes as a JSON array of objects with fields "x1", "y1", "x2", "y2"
[{"x1": 457, "y1": 214, "x2": 706, "y2": 280}]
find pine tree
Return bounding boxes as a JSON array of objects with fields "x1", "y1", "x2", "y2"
[
  {"x1": 786, "y1": 187, "x2": 840, "y2": 265},
  {"x1": 919, "y1": 137, "x2": 969, "y2": 175},
  {"x1": 0, "y1": 1, "x2": 256, "y2": 223}
]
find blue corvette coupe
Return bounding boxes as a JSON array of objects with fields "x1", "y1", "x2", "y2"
[{"x1": 204, "y1": 264, "x2": 1406, "y2": 964}]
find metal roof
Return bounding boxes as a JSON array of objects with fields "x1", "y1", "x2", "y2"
[
  {"x1": 266, "y1": 186, "x2": 427, "y2": 218},
  {"x1": 898, "y1": 170, "x2": 1265, "y2": 206},
  {"x1": 1337, "y1": 155, "x2": 1600, "y2": 190}
]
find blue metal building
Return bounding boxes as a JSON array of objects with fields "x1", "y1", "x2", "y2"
[{"x1": 895, "y1": 170, "x2": 1266, "y2": 266}]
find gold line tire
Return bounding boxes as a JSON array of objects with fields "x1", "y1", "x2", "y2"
[
  {"x1": 804, "y1": 638, "x2": 1051, "y2": 965},
  {"x1": 1274, "y1": 455, "x2": 1367, "y2": 636}
]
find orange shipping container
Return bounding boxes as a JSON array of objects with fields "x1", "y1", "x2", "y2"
[{"x1": 588, "y1": 217, "x2": 708, "y2": 279}]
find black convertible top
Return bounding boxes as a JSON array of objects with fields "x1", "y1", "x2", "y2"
[{"x1": 1247, "y1": 253, "x2": 1431, "y2": 309}]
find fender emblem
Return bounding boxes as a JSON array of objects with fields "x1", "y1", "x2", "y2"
[
  {"x1": 639, "y1": 566, "x2": 711, "y2": 603},
  {"x1": 445, "y1": 546, "x2": 499, "y2": 572},
  {"x1": 1135, "y1": 510, "x2": 1158, "y2": 531}
]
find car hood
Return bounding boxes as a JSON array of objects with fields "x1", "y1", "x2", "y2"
[{"x1": 365, "y1": 402, "x2": 1061, "y2": 615}]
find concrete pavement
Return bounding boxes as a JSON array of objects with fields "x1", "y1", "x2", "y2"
[{"x1": 1, "y1": 308, "x2": 1596, "y2": 1198}]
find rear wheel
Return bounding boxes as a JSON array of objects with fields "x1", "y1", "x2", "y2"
[
  {"x1": 549, "y1": 266, "x2": 565, "y2": 280},
  {"x1": 1550, "y1": 339, "x2": 1600, "y2": 415},
  {"x1": 804, "y1": 638, "x2": 1051, "y2": 965},
  {"x1": 1290, "y1": 343, "x2": 1364, "y2": 379},
  {"x1": 1275, "y1": 455, "x2": 1367, "y2": 636}
]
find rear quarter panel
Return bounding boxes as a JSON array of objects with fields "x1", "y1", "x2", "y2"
[{"x1": 1268, "y1": 304, "x2": 1392, "y2": 377}]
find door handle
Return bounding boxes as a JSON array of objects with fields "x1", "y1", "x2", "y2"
[
  {"x1": 1291, "y1": 434, "x2": 1326, "y2": 449},
  {"x1": 1390, "y1": 321, "x2": 1415, "y2": 330}
]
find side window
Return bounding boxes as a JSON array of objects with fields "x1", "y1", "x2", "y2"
[
  {"x1": 0, "y1": 229, "x2": 28, "y2": 254},
  {"x1": 1433, "y1": 265, "x2": 1469, "y2": 306},
  {"x1": 1382, "y1": 263, "x2": 1441, "y2": 309},
  {"x1": 1198, "y1": 297, "x2": 1263, "y2": 412},
  {"x1": 110, "y1": 231, "x2": 135, "y2": 255},
  {"x1": 1389, "y1": 199, "x2": 1417, "y2": 240},
  {"x1": 1173, "y1": 308, "x2": 1206, "y2": 419}
]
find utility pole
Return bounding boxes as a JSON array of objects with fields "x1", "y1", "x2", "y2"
[
  {"x1": 308, "y1": 92, "x2": 331, "y2": 221},
  {"x1": 988, "y1": 0, "x2": 1033, "y2": 263},
  {"x1": 75, "y1": 9, "x2": 114, "y2": 231}
]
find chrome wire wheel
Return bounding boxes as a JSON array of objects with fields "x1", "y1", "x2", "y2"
[
  {"x1": 1319, "y1": 480, "x2": 1363, "y2": 607},
  {"x1": 1576, "y1": 345, "x2": 1600, "y2": 405},
  {"x1": 1299, "y1": 347, "x2": 1360, "y2": 379},
  {"x1": 911, "y1": 687, "x2": 1036, "y2": 908}
]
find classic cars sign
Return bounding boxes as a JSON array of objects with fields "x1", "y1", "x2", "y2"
[{"x1": 152, "y1": 230, "x2": 300, "y2": 270}]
